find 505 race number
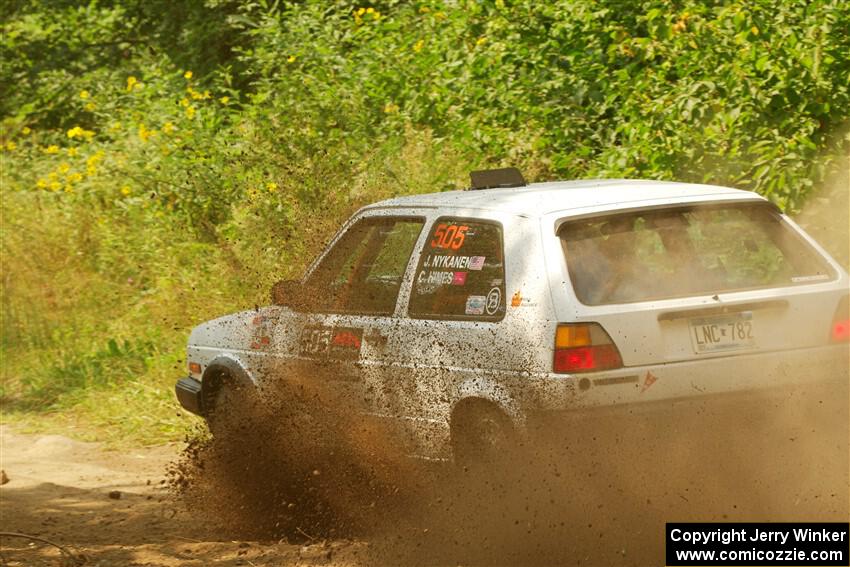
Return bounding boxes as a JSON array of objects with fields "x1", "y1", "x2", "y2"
[{"x1": 430, "y1": 224, "x2": 469, "y2": 250}]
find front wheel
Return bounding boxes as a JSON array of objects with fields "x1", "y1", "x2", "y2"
[{"x1": 206, "y1": 378, "x2": 257, "y2": 438}]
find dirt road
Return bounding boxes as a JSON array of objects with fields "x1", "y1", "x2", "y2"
[
  {"x1": 0, "y1": 425, "x2": 363, "y2": 566},
  {"x1": 2, "y1": 393, "x2": 847, "y2": 567}
]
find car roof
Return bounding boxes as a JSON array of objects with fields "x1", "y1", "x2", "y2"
[{"x1": 365, "y1": 179, "x2": 766, "y2": 218}]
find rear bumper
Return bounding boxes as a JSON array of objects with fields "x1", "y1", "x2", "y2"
[
  {"x1": 531, "y1": 343, "x2": 849, "y2": 413},
  {"x1": 175, "y1": 376, "x2": 205, "y2": 416}
]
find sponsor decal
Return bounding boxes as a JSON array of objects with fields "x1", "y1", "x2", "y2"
[
  {"x1": 791, "y1": 274, "x2": 830, "y2": 283},
  {"x1": 417, "y1": 270, "x2": 455, "y2": 286},
  {"x1": 452, "y1": 271, "x2": 467, "y2": 286},
  {"x1": 468, "y1": 256, "x2": 486, "y2": 270},
  {"x1": 640, "y1": 370, "x2": 658, "y2": 393},
  {"x1": 250, "y1": 314, "x2": 271, "y2": 349},
  {"x1": 593, "y1": 375, "x2": 639, "y2": 387},
  {"x1": 300, "y1": 326, "x2": 331, "y2": 356},
  {"x1": 423, "y1": 254, "x2": 479, "y2": 270},
  {"x1": 299, "y1": 326, "x2": 363, "y2": 360},
  {"x1": 329, "y1": 327, "x2": 363, "y2": 359},
  {"x1": 486, "y1": 287, "x2": 502, "y2": 315},
  {"x1": 465, "y1": 295, "x2": 486, "y2": 315},
  {"x1": 332, "y1": 329, "x2": 361, "y2": 349},
  {"x1": 511, "y1": 291, "x2": 522, "y2": 307},
  {"x1": 510, "y1": 290, "x2": 537, "y2": 308}
]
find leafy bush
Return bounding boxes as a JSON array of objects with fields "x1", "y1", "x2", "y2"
[{"x1": 1, "y1": 0, "x2": 848, "y2": 443}]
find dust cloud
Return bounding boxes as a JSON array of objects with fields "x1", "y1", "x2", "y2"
[
  {"x1": 795, "y1": 147, "x2": 850, "y2": 271},
  {"x1": 168, "y1": 356, "x2": 848, "y2": 566}
]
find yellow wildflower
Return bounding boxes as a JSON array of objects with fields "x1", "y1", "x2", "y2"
[
  {"x1": 4, "y1": 141, "x2": 16, "y2": 151},
  {"x1": 37, "y1": 178, "x2": 48, "y2": 189},
  {"x1": 86, "y1": 151, "x2": 105, "y2": 176},
  {"x1": 64, "y1": 184, "x2": 74, "y2": 193},
  {"x1": 126, "y1": 76, "x2": 138, "y2": 92},
  {"x1": 67, "y1": 172, "x2": 83, "y2": 183},
  {"x1": 672, "y1": 12, "x2": 690, "y2": 33},
  {"x1": 67, "y1": 126, "x2": 85, "y2": 139},
  {"x1": 189, "y1": 87, "x2": 204, "y2": 100},
  {"x1": 49, "y1": 181, "x2": 62, "y2": 191},
  {"x1": 219, "y1": 96, "x2": 230, "y2": 104},
  {"x1": 79, "y1": 90, "x2": 90, "y2": 100},
  {"x1": 287, "y1": 55, "x2": 297, "y2": 63},
  {"x1": 85, "y1": 102, "x2": 96, "y2": 112},
  {"x1": 751, "y1": 25, "x2": 759, "y2": 35},
  {"x1": 163, "y1": 122, "x2": 176, "y2": 134},
  {"x1": 180, "y1": 97, "x2": 190, "y2": 107},
  {"x1": 476, "y1": 36, "x2": 488, "y2": 46},
  {"x1": 372, "y1": 10, "x2": 381, "y2": 20},
  {"x1": 202, "y1": 90, "x2": 211, "y2": 99},
  {"x1": 121, "y1": 185, "x2": 132, "y2": 196},
  {"x1": 68, "y1": 147, "x2": 78, "y2": 157},
  {"x1": 413, "y1": 39, "x2": 425, "y2": 52},
  {"x1": 138, "y1": 124, "x2": 157, "y2": 142},
  {"x1": 366, "y1": 7, "x2": 374, "y2": 13},
  {"x1": 186, "y1": 105, "x2": 196, "y2": 119},
  {"x1": 45, "y1": 145, "x2": 60, "y2": 154},
  {"x1": 434, "y1": 11, "x2": 447, "y2": 20},
  {"x1": 357, "y1": 7, "x2": 366, "y2": 15},
  {"x1": 384, "y1": 102, "x2": 399, "y2": 114},
  {"x1": 59, "y1": 162, "x2": 71, "y2": 173},
  {"x1": 22, "y1": 126, "x2": 31, "y2": 135},
  {"x1": 266, "y1": 182, "x2": 278, "y2": 192},
  {"x1": 184, "y1": 70, "x2": 193, "y2": 79}
]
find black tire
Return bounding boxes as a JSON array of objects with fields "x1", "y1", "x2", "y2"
[
  {"x1": 450, "y1": 400, "x2": 516, "y2": 471},
  {"x1": 206, "y1": 377, "x2": 255, "y2": 438}
]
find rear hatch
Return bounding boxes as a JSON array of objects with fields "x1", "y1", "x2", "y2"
[{"x1": 554, "y1": 201, "x2": 846, "y2": 366}]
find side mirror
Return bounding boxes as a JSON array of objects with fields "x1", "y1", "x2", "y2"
[{"x1": 270, "y1": 279, "x2": 302, "y2": 307}]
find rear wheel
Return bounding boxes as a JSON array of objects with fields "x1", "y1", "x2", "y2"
[{"x1": 450, "y1": 400, "x2": 516, "y2": 471}]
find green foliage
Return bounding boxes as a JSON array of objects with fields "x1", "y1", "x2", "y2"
[
  {"x1": 22, "y1": 337, "x2": 156, "y2": 407},
  {"x1": 1, "y1": 0, "x2": 848, "y2": 444}
]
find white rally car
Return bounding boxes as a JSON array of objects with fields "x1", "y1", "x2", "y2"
[{"x1": 176, "y1": 169, "x2": 849, "y2": 463}]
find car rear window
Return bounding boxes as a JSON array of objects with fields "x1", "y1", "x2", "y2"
[
  {"x1": 560, "y1": 203, "x2": 835, "y2": 305},
  {"x1": 409, "y1": 218, "x2": 506, "y2": 320}
]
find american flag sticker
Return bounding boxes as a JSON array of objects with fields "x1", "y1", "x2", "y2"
[{"x1": 469, "y1": 256, "x2": 485, "y2": 270}]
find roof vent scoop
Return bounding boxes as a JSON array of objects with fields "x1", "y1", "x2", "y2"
[{"x1": 469, "y1": 167, "x2": 527, "y2": 190}]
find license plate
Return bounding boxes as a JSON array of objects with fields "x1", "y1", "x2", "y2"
[{"x1": 689, "y1": 312, "x2": 755, "y2": 353}]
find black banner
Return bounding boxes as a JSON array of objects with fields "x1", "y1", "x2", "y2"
[{"x1": 666, "y1": 523, "x2": 849, "y2": 566}]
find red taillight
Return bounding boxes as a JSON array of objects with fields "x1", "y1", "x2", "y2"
[
  {"x1": 832, "y1": 295, "x2": 849, "y2": 343},
  {"x1": 833, "y1": 320, "x2": 850, "y2": 342},
  {"x1": 553, "y1": 323, "x2": 623, "y2": 373}
]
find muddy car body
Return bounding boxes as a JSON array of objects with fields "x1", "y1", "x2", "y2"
[{"x1": 176, "y1": 172, "x2": 850, "y2": 462}]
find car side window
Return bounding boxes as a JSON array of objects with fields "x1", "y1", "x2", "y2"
[
  {"x1": 409, "y1": 218, "x2": 506, "y2": 321},
  {"x1": 305, "y1": 217, "x2": 424, "y2": 315}
]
